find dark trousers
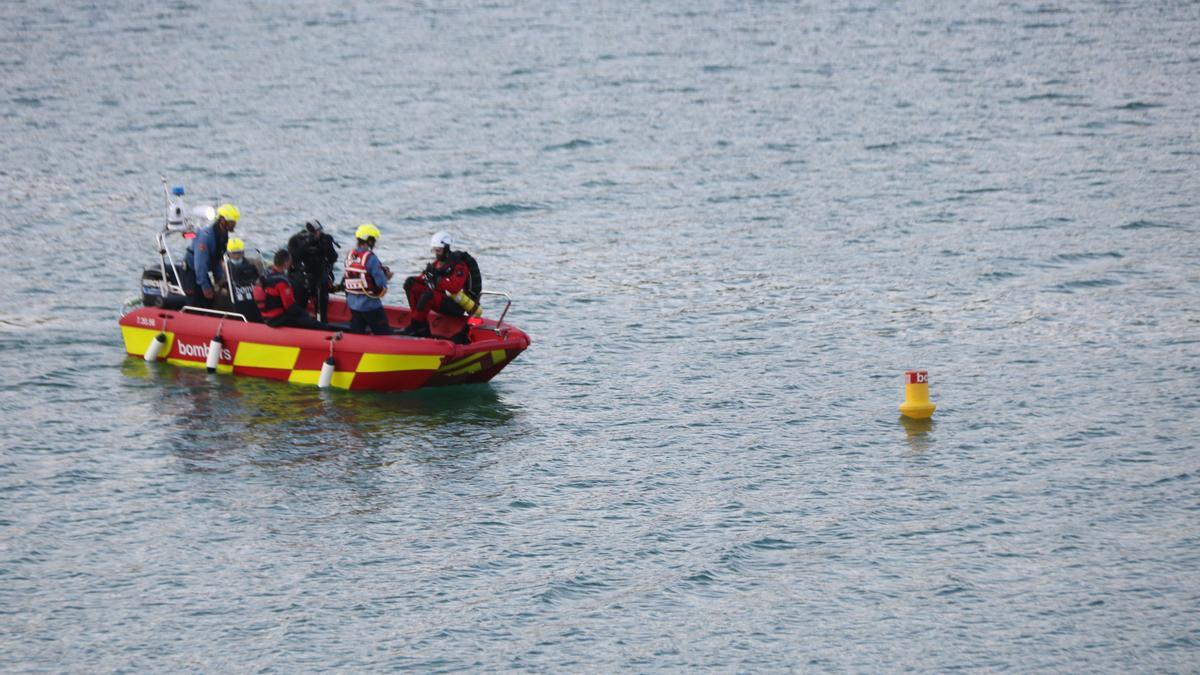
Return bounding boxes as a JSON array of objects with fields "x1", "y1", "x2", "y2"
[
  {"x1": 234, "y1": 300, "x2": 263, "y2": 323},
  {"x1": 267, "y1": 305, "x2": 333, "y2": 331},
  {"x1": 311, "y1": 284, "x2": 330, "y2": 322},
  {"x1": 350, "y1": 308, "x2": 393, "y2": 335},
  {"x1": 292, "y1": 272, "x2": 332, "y2": 322}
]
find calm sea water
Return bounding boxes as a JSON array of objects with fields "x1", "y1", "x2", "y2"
[{"x1": 2, "y1": 1, "x2": 1198, "y2": 671}]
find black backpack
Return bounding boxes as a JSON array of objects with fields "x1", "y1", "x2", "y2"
[{"x1": 450, "y1": 250, "x2": 482, "y2": 300}]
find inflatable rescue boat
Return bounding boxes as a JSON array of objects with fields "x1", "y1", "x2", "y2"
[
  {"x1": 120, "y1": 298, "x2": 529, "y2": 391},
  {"x1": 119, "y1": 181, "x2": 530, "y2": 392}
]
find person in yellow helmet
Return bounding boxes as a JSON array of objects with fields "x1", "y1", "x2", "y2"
[
  {"x1": 184, "y1": 202, "x2": 239, "y2": 308},
  {"x1": 214, "y1": 236, "x2": 263, "y2": 321},
  {"x1": 339, "y1": 224, "x2": 394, "y2": 334}
]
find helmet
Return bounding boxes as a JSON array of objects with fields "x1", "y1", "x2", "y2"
[
  {"x1": 227, "y1": 237, "x2": 245, "y2": 253},
  {"x1": 430, "y1": 231, "x2": 453, "y2": 249},
  {"x1": 355, "y1": 223, "x2": 381, "y2": 241},
  {"x1": 217, "y1": 203, "x2": 240, "y2": 222}
]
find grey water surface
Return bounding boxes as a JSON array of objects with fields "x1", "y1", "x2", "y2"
[{"x1": 1, "y1": 1, "x2": 1198, "y2": 671}]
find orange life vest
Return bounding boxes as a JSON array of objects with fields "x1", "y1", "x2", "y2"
[{"x1": 343, "y1": 248, "x2": 383, "y2": 297}]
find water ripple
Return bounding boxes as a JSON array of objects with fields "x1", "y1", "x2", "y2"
[{"x1": 1, "y1": 0, "x2": 1198, "y2": 671}]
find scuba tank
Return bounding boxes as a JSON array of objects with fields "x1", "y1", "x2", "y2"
[{"x1": 450, "y1": 290, "x2": 482, "y2": 317}]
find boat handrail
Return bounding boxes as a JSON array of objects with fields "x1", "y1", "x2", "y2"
[
  {"x1": 156, "y1": 231, "x2": 188, "y2": 298},
  {"x1": 179, "y1": 306, "x2": 249, "y2": 322},
  {"x1": 480, "y1": 290, "x2": 512, "y2": 331},
  {"x1": 119, "y1": 296, "x2": 142, "y2": 318},
  {"x1": 222, "y1": 254, "x2": 236, "y2": 307}
]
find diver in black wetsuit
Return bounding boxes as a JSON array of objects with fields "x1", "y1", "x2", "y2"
[{"x1": 287, "y1": 220, "x2": 339, "y2": 322}]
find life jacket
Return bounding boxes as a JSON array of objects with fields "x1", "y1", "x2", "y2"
[
  {"x1": 343, "y1": 248, "x2": 383, "y2": 297},
  {"x1": 253, "y1": 270, "x2": 290, "y2": 318},
  {"x1": 447, "y1": 250, "x2": 482, "y2": 300}
]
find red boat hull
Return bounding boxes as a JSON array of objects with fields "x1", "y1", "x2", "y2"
[{"x1": 120, "y1": 298, "x2": 529, "y2": 392}]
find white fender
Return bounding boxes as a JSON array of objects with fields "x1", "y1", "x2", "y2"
[
  {"x1": 206, "y1": 335, "x2": 223, "y2": 373},
  {"x1": 143, "y1": 332, "x2": 167, "y2": 362},
  {"x1": 318, "y1": 356, "x2": 335, "y2": 388}
]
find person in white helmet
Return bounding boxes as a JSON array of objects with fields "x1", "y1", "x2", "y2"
[{"x1": 399, "y1": 231, "x2": 482, "y2": 342}]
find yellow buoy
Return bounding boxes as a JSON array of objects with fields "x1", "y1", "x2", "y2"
[{"x1": 899, "y1": 370, "x2": 936, "y2": 419}]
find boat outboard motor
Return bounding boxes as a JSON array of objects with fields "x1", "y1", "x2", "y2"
[{"x1": 141, "y1": 265, "x2": 191, "y2": 309}]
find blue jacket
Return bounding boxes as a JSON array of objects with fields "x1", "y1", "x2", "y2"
[
  {"x1": 346, "y1": 246, "x2": 389, "y2": 312},
  {"x1": 184, "y1": 224, "x2": 228, "y2": 292}
]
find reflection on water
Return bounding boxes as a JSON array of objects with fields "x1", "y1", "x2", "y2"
[
  {"x1": 16, "y1": 0, "x2": 1200, "y2": 668},
  {"x1": 120, "y1": 356, "x2": 523, "y2": 471},
  {"x1": 119, "y1": 357, "x2": 162, "y2": 382},
  {"x1": 899, "y1": 415, "x2": 936, "y2": 452}
]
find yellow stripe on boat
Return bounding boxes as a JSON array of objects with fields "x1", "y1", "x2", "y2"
[
  {"x1": 446, "y1": 361, "x2": 482, "y2": 376},
  {"x1": 121, "y1": 326, "x2": 175, "y2": 356},
  {"x1": 167, "y1": 358, "x2": 233, "y2": 374},
  {"x1": 289, "y1": 369, "x2": 355, "y2": 389},
  {"x1": 233, "y1": 342, "x2": 300, "y2": 370},
  {"x1": 356, "y1": 353, "x2": 443, "y2": 373},
  {"x1": 439, "y1": 349, "x2": 508, "y2": 377},
  {"x1": 437, "y1": 351, "x2": 488, "y2": 375}
]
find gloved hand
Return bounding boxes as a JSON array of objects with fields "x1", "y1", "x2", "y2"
[{"x1": 382, "y1": 265, "x2": 394, "y2": 280}]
